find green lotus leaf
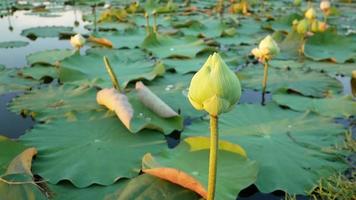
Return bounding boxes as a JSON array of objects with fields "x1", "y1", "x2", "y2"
[
  {"x1": 304, "y1": 31, "x2": 356, "y2": 63},
  {"x1": 49, "y1": 180, "x2": 128, "y2": 200},
  {"x1": 141, "y1": 32, "x2": 209, "y2": 59},
  {"x1": 183, "y1": 103, "x2": 348, "y2": 194},
  {"x1": 142, "y1": 137, "x2": 258, "y2": 200},
  {"x1": 26, "y1": 49, "x2": 75, "y2": 66},
  {"x1": 0, "y1": 136, "x2": 27, "y2": 175},
  {"x1": 92, "y1": 28, "x2": 145, "y2": 49},
  {"x1": 0, "y1": 66, "x2": 38, "y2": 96},
  {"x1": 20, "y1": 64, "x2": 58, "y2": 80},
  {"x1": 9, "y1": 84, "x2": 100, "y2": 122},
  {"x1": 273, "y1": 93, "x2": 356, "y2": 118},
  {"x1": 115, "y1": 174, "x2": 201, "y2": 200},
  {"x1": 19, "y1": 111, "x2": 167, "y2": 187},
  {"x1": 276, "y1": 30, "x2": 303, "y2": 60},
  {"x1": 238, "y1": 66, "x2": 342, "y2": 97},
  {"x1": 0, "y1": 41, "x2": 29, "y2": 49},
  {"x1": 59, "y1": 49, "x2": 165, "y2": 88},
  {"x1": 303, "y1": 59, "x2": 356, "y2": 76},
  {"x1": 21, "y1": 26, "x2": 73, "y2": 39},
  {"x1": 264, "y1": 13, "x2": 303, "y2": 32},
  {"x1": 84, "y1": 22, "x2": 134, "y2": 32}
]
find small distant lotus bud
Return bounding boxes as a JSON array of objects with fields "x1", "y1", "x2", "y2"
[
  {"x1": 318, "y1": 21, "x2": 328, "y2": 32},
  {"x1": 188, "y1": 53, "x2": 241, "y2": 116},
  {"x1": 311, "y1": 20, "x2": 319, "y2": 32},
  {"x1": 70, "y1": 33, "x2": 85, "y2": 50},
  {"x1": 297, "y1": 19, "x2": 308, "y2": 34},
  {"x1": 251, "y1": 35, "x2": 280, "y2": 62},
  {"x1": 294, "y1": 0, "x2": 302, "y2": 6},
  {"x1": 320, "y1": 0, "x2": 330, "y2": 14},
  {"x1": 305, "y1": 7, "x2": 316, "y2": 20}
]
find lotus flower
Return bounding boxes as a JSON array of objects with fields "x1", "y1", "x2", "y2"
[
  {"x1": 251, "y1": 35, "x2": 280, "y2": 62},
  {"x1": 70, "y1": 33, "x2": 86, "y2": 50}
]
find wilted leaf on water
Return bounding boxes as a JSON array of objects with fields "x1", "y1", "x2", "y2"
[
  {"x1": 115, "y1": 174, "x2": 201, "y2": 200},
  {"x1": 0, "y1": 66, "x2": 38, "y2": 96},
  {"x1": 0, "y1": 41, "x2": 29, "y2": 49},
  {"x1": 98, "y1": 8, "x2": 128, "y2": 23},
  {"x1": 273, "y1": 93, "x2": 356, "y2": 118},
  {"x1": 5, "y1": 148, "x2": 37, "y2": 176},
  {"x1": 9, "y1": 84, "x2": 100, "y2": 121},
  {"x1": 142, "y1": 137, "x2": 257, "y2": 200},
  {"x1": 238, "y1": 66, "x2": 342, "y2": 97},
  {"x1": 136, "y1": 81, "x2": 178, "y2": 118},
  {"x1": 97, "y1": 88, "x2": 133, "y2": 130},
  {"x1": 88, "y1": 36, "x2": 113, "y2": 48},
  {"x1": 26, "y1": 49, "x2": 75, "y2": 66},
  {"x1": 0, "y1": 136, "x2": 27, "y2": 175},
  {"x1": 184, "y1": 103, "x2": 348, "y2": 194},
  {"x1": 304, "y1": 31, "x2": 356, "y2": 63},
  {"x1": 59, "y1": 49, "x2": 165, "y2": 88},
  {"x1": 21, "y1": 26, "x2": 73, "y2": 39},
  {"x1": 19, "y1": 111, "x2": 167, "y2": 187}
]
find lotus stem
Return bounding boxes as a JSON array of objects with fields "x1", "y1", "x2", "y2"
[
  {"x1": 153, "y1": 12, "x2": 158, "y2": 33},
  {"x1": 103, "y1": 56, "x2": 121, "y2": 93},
  {"x1": 145, "y1": 12, "x2": 150, "y2": 35},
  {"x1": 92, "y1": 4, "x2": 97, "y2": 33},
  {"x1": 262, "y1": 61, "x2": 269, "y2": 95},
  {"x1": 208, "y1": 115, "x2": 218, "y2": 200}
]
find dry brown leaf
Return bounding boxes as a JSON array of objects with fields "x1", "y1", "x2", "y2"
[
  {"x1": 143, "y1": 168, "x2": 207, "y2": 199},
  {"x1": 5, "y1": 148, "x2": 37, "y2": 176},
  {"x1": 97, "y1": 88, "x2": 133, "y2": 129},
  {"x1": 88, "y1": 36, "x2": 113, "y2": 48},
  {"x1": 135, "y1": 81, "x2": 178, "y2": 118}
]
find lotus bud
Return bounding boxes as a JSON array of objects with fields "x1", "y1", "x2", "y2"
[
  {"x1": 70, "y1": 33, "x2": 85, "y2": 50},
  {"x1": 252, "y1": 35, "x2": 280, "y2": 62},
  {"x1": 305, "y1": 7, "x2": 316, "y2": 20},
  {"x1": 318, "y1": 21, "x2": 328, "y2": 32},
  {"x1": 297, "y1": 19, "x2": 308, "y2": 34},
  {"x1": 320, "y1": 0, "x2": 330, "y2": 15},
  {"x1": 188, "y1": 53, "x2": 241, "y2": 116},
  {"x1": 293, "y1": 0, "x2": 302, "y2": 6}
]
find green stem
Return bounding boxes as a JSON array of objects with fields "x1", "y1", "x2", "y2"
[
  {"x1": 262, "y1": 61, "x2": 268, "y2": 95},
  {"x1": 103, "y1": 56, "x2": 121, "y2": 93},
  {"x1": 93, "y1": 4, "x2": 97, "y2": 33},
  {"x1": 144, "y1": 12, "x2": 150, "y2": 35},
  {"x1": 208, "y1": 115, "x2": 218, "y2": 200},
  {"x1": 153, "y1": 11, "x2": 157, "y2": 33}
]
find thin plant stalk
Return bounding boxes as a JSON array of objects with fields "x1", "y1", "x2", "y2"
[
  {"x1": 261, "y1": 61, "x2": 268, "y2": 105},
  {"x1": 103, "y1": 56, "x2": 121, "y2": 92},
  {"x1": 153, "y1": 12, "x2": 157, "y2": 33},
  {"x1": 207, "y1": 115, "x2": 218, "y2": 200},
  {"x1": 145, "y1": 12, "x2": 150, "y2": 35},
  {"x1": 92, "y1": 4, "x2": 97, "y2": 33}
]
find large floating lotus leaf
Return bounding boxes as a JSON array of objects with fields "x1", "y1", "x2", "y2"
[
  {"x1": 0, "y1": 41, "x2": 29, "y2": 48},
  {"x1": 145, "y1": 73, "x2": 201, "y2": 117},
  {"x1": 93, "y1": 28, "x2": 145, "y2": 49},
  {"x1": 0, "y1": 66, "x2": 38, "y2": 96},
  {"x1": 303, "y1": 60, "x2": 356, "y2": 76},
  {"x1": 304, "y1": 31, "x2": 356, "y2": 63},
  {"x1": 162, "y1": 57, "x2": 210, "y2": 74},
  {"x1": 214, "y1": 34, "x2": 256, "y2": 46},
  {"x1": 59, "y1": 50, "x2": 165, "y2": 88},
  {"x1": 21, "y1": 26, "x2": 73, "y2": 38},
  {"x1": 0, "y1": 136, "x2": 27, "y2": 174},
  {"x1": 115, "y1": 174, "x2": 201, "y2": 200},
  {"x1": 183, "y1": 104, "x2": 348, "y2": 194},
  {"x1": 85, "y1": 22, "x2": 134, "y2": 32},
  {"x1": 264, "y1": 13, "x2": 303, "y2": 32},
  {"x1": 20, "y1": 64, "x2": 58, "y2": 80},
  {"x1": 26, "y1": 49, "x2": 75, "y2": 66},
  {"x1": 9, "y1": 84, "x2": 100, "y2": 122},
  {"x1": 276, "y1": 30, "x2": 303, "y2": 60},
  {"x1": 19, "y1": 111, "x2": 167, "y2": 187},
  {"x1": 273, "y1": 93, "x2": 356, "y2": 118},
  {"x1": 141, "y1": 32, "x2": 209, "y2": 59},
  {"x1": 142, "y1": 137, "x2": 258, "y2": 200},
  {"x1": 49, "y1": 180, "x2": 128, "y2": 200},
  {"x1": 238, "y1": 66, "x2": 342, "y2": 97}
]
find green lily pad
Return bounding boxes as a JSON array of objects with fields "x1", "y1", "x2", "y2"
[
  {"x1": 49, "y1": 180, "x2": 128, "y2": 200},
  {"x1": 115, "y1": 174, "x2": 201, "y2": 200},
  {"x1": 142, "y1": 137, "x2": 258, "y2": 200},
  {"x1": 264, "y1": 13, "x2": 303, "y2": 32},
  {"x1": 0, "y1": 136, "x2": 27, "y2": 175},
  {"x1": 0, "y1": 66, "x2": 38, "y2": 96},
  {"x1": 304, "y1": 31, "x2": 356, "y2": 63},
  {"x1": 20, "y1": 111, "x2": 167, "y2": 188},
  {"x1": 303, "y1": 60, "x2": 356, "y2": 76},
  {"x1": 273, "y1": 93, "x2": 356, "y2": 118},
  {"x1": 141, "y1": 32, "x2": 209, "y2": 59},
  {"x1": 9, "y1": 84, "x2": 100, "y2": 122},
  {"x1": 276, "y1": 30, "x2": 303, "y2": 60},
  {"x1": 183, "y1": 104, "x2": 348, "y2": 194},
  {"x1": 0, "y1": 41, "x2": 29, "y2": 48},
  {"x1": 85, "y1": 22, "x2": 134, "y2": 32},
  {"x1": 21, "y1": 26, "x2": 73, "y2": 39},
  {"x1": 59, "y1": 49, "x2": 165, "y2": 88},
  {"x1": 238, "y1": 66, "x2": 342, "y2": 97},
  {"x1": 26, "y1": 49, "x2": 75, "y2": 66},
  {"x1": 20, "y1": 64, "x2": 58, "y2": 80},
  {"x1": 162, "y1": 57, "x2": 207, "y2": 74},
  {"x1": 93, "y1": 28, "x2": 146, "y2": 49}
]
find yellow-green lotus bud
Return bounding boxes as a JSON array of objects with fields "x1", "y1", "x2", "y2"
[
  {"x1": 305, "y1": 7, "x2": 316, "y2": 20},
  {"x1": 311, "y1": 20, "x2": 319, "y2": 32},
  {"x1": 297, "y1": 19, "x2": 308, "y2": 34},
  {"x1": 293, "y1": 0, "x2": 302, "y2": 6},
  {"x1": 259, "y1": 35, "x2": 280, "y2": 57},
  {"x1": 188, "y1": 53, "x2": 241, "y2": 116},
  {"x1": 320, "y1": 0, "x2": 330, "y2": 15},
  {"x1": 70, "y1": 33, "x2": 85, "y2": 50}
]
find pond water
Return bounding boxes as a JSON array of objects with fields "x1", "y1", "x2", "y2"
[{"x1": 0, "y1": 2, "x2": 354, "y2": 200}]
